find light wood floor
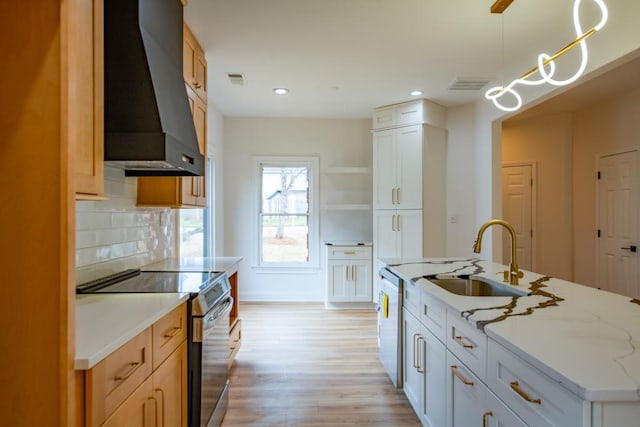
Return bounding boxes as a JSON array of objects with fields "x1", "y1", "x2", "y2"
[{"x1": 222, "y1": 302, "x2": 421, "y2": 426}]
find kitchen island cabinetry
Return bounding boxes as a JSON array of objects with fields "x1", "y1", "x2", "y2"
[
  {"x1": 69, "y1": 0, "x2": 105, "y2": 200},
  {"x1": 403, "y1": 308, "x2": 446, "y2": 427},
  {"x1": 384, "y1": 258, "x2": 640, "y2": 427},
  {"x1": 325, "y1": 244, "x2": 373, "y2": 308},
  {"x1": 77, "y1": 299, "x2": 188, "y2": 427}
]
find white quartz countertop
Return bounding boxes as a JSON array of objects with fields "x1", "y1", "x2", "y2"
[
  {"x1": 142, "y1": 256, "x2": 242, "y2": 274},
  {"x1": 75, "y1": 293, "x2": 189, "y2": 370},
  {"x1": 381, "y1": 258, "x2": 640, "y2": 402}
]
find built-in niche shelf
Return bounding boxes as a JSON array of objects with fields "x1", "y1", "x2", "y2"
[{"x1": 323, "y1": 166, "x2": 371, "y2": 211}]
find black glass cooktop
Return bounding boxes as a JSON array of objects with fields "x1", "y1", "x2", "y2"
[{"x1": 76, "y1": 269, "x2": 221, "y2": 294}]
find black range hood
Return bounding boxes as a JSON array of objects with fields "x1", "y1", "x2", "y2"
[{"x1": 104, "y1": 0, "x2": 204, "y2": 176}]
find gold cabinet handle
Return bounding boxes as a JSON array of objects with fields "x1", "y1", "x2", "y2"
[
  {"x1": 454, "y1": 335, "x2": 474, "y2": 349},
  {"x1": 147, "y1": 395, "x2": 159, "y2": 427},
  {"x1": 451, "y1": 365, "x2": 474, "y2": 386},
  {"x1": 396, "y1": 187, "x2": 401, "y2": 204},
  {"x1": 391, "y1": 188, "x2": 397, "y2": 204},
  {"x1": 155, "y1": 388, "x2": 165, "y2": 427},
  {"x1": 162, "y1": 326, "x2": 181, "y2": 339},
  {"x1": 352, "y1": 265, "x2": 356, "y2": 281},
  {"x1": 114, "y1": 361, "x2": 141, "y2": 381},
  {"x1": 396, "y1": 214, "x2": 401, "y2": 232},
  {"x1": 510, "y1": 381, "x2": 542, "y2": 404},
  {"x1": 416, "y1": 336, "x2": 425, "y2": 373},
  {"x1": 482, "y1": 411, "x2": 493, "y2": 427},
  {"x1": 391, "y1": 214, "x2": 397, "y2": 231},
  {"x1": 343, "y1": 251, "x2": 356, "y2": 255},
  {"x1": 413, "y1": 333, "x2": 420, "y2": 369},
  {"x1": 345, "y1": 265, "x2": 349, "y2": 281}
]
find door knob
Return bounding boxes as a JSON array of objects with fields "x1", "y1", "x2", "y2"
[{"x1": 621, "y1": 245, "x2": 637, "y2": 252}]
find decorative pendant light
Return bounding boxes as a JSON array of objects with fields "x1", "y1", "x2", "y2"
[{"x1": 485, "y1": 0, "x2": 609, "y2": 112}]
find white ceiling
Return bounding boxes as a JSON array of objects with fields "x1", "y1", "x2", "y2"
[{"x1": 184, "y1": 0, "x2": 628, "y2": 119}]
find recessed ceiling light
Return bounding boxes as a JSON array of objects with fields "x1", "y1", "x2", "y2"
[
  {"x1": 273, "y1": 88, "x2": 289, "y2": 95},
  {"x1": 410, "y1": 90, "x2": 423, "y2": 96}
]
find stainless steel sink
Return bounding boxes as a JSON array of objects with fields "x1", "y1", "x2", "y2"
[{"x1": 427, "y1": 276, "x2": 528, "y2": 297}]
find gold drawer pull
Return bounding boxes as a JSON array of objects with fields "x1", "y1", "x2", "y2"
[
  {"x1": 114, "y1": 361, "x2": 141, "y2": 381},
  {"x1": 454, "y1": 335, "x2": 474, "y2": 349},
  {"x1": 343, "y1": 251, "x2": 356, "y2": 255},
  {"x1": 510, "y1": 381, "x2": 542, "y2": 404},
  {"x1": 451, "y1": 365, "x2": 474, "y2": 386},
  {"x1": 162, "y1": 326, "x2": 181, "y2": 339},
  {"x1": 482, "y1": 411, "x2": 493, "y2": 427}
]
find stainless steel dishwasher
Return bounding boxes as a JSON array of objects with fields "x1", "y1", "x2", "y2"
[{"x1": 378, "y1": 267, "x2": 403, "y2": 387}]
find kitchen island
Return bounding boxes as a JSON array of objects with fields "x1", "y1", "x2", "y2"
[{"x1": 382, "y1": 257, "x2": 640, "y2": 427}]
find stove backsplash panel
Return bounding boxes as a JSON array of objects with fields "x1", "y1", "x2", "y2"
[{"x1": 75, "y1": 166, "x2": 176, "y2": 285}]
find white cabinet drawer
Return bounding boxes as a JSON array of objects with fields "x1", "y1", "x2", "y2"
[
  {"x1": 403, "y1": 279, "x2": 422, "y2": 318},
  {"x1": 327, "y1": 245, "x2": 371, "y2": 260},
  {"x1": 446, "y1": 308, "x2": 487, "y2": 381},
  {"x1": 396, "y1": 101, "x2": 423, "y2": 127},
  {"x1": 372, "y1": 106, "x2": 396, "y2": 129},
  {"x1": 419, "y1": 291, "x2": 446, "y2": 343},
  {"x1": 487, "y1": 339, "x2": 585, "y2": 427}
]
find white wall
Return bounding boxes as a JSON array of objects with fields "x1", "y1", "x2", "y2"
[
  {"x1": 445, "y1": 104, "x2": 477, "y2": 257},
  {"x1": 454, "y1": 0, "x2": 640, "y2": 264},
  {"x1": 502, "y1": 114, "x2": 574, "y2": 280},
  {"x1": 224, "y1": 117, "x2": 373, "y2": 301},
  {"x1": 207, "y1": 103, "x2": 225, "y2": 257},
  {"x1": 573, "y1": 85, "x2": 640, "y2": 286}
]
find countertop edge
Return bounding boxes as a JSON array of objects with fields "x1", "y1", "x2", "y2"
[{"x1": 74, "y1": 293, "x2": 189, "y2": 370}]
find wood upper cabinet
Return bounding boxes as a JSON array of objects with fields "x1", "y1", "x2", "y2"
[
  {"x1": 137, "y1": 26, "x2": 207, "y2": 208},
  {"x1": 183, "y1": 23, "x2": 207, "y2": 102},
  {"x1": 69, "y1": 0, "x2": 105, "y2": 199}
]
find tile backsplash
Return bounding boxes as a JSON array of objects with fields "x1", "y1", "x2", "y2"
[{"x1": 75, "y1": 166, "x2": 176, "y2": 285}]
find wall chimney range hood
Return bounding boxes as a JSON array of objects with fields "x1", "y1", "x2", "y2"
[{"x1": 104, "y1": 0, "x2": 204, "y2": 176}]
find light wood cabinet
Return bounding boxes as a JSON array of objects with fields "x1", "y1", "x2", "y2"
[
  {"x1": 228, "y1": 271, "x2": 242, "y2": 368},
  {"x1": 80, "y1": 303, "x2": 188, "y2": 427},
  {"x1": 137, "y1": 27, "x2": 208, "y2": 208},
  {"x1": 183, "y1": 24, "x2": 207, "y2": 102},
  {"x1": 69, "y1": 0, "x2": 105, "y2": 199}
]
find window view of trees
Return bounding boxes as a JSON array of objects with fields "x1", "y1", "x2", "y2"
[{"x1": 260, "y1": 165, "x2": 310, "y2": 263}]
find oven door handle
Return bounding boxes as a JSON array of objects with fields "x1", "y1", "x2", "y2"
[{"x1": 193, "y1": 297, "x2": 234, "y2": 342}]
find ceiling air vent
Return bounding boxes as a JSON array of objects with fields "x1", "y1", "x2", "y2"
[
  {"x1": 448, "y1": 77, "x2": 492, "y2": 91},
  {"x1": 227, "y1": 73, "x2": 245, "y2": 85}
]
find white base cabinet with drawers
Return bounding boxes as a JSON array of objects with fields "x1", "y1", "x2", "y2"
[
  {"x1": 325, "y1": 244, "x2": 373, "y2": 308},
  {"x1": 399, "y1": 280, "x2": 640, "y2": 427}
]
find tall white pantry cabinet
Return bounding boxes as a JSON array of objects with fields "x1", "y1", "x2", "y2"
[{"x1": 372, "y1": 99, "x2": 447, "y2": 294}]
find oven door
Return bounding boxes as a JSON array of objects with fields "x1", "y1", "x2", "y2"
[{"x1": 191, "y1": 296, "x2": 233, "y2": 427}]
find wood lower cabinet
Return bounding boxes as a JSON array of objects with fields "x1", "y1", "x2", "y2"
[
  {"x1": 228, "y1": 271, "x2": 242, "y2": 368},
  {"x1": 69, "y1": 0, "x2": 105, "y2": 199},
  {"x1": 80, "y1": 303, "x2": 187, "y2": 427}
]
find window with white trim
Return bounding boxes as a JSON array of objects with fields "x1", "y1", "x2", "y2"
[{"x1": 256, "y1": 157, "x2": 319, "y2": 268}]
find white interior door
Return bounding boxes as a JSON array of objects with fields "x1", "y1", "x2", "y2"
[
  {"x1": 502, "y1": 164, "x2": 534, "y2": 271},
  {"x1": 597, "y1": 150, "x2": 639, "y2": 298}
]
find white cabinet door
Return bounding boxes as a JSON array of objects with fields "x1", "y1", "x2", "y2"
[
  {"x1": 403, "y1": 309, "x2": 423, "y2": 416},
  {"x1": 327, "y1": 260, "x2": 349, "y2": 302},
  {"x1": 447, "y1": 351, "x2": 484, "y2": 427},
  {"x1": 484, "y1": 389, "x2": 527, "y2": 427},
  {"x1": 396, "y1": 125, "x2": 423, "y2": 210},
  {"x1": 373, "y1": 129, "x2": 397, "y2": 210},
  {"x1": 398, "y1": 209, "x2": 423, "y2": 258},
  {"x1": 374, "y1": 210, "x2": 399, "y2": 259},
  {"x1": 351, "y1": 260, "x2": 372, "y2": 301},
  {"x1": 423, "y1": 329, "x2": 446, "y2": 427}
]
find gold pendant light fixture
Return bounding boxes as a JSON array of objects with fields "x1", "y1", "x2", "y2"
[{"x1": 485, "y1": 0, "x2": 609, "y2": 112}]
